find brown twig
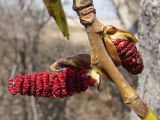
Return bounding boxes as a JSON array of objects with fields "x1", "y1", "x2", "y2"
[{"x1": 72, "y1": 0, "x2": 159, "y2": 119}]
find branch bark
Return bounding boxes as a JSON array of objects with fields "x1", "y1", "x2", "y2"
[{"x1": 72, "y1": 0, "x2": 159, "y2": 120}]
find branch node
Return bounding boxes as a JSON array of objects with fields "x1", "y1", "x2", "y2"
[{"x1": 73, "y1": 0, "x2": 93, "y2": 11}]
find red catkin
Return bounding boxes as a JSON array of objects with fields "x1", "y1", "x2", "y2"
[
  {"x1": 8, "y1": 67, "x2": 96, "y2": 100},
  {"x1": 113, "y1": 39, "x2": 144, "y2": 74}
]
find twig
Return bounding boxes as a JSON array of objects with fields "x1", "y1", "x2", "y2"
[{"x1": 72, "y1": 0, "x2": 159, "y2": 120}]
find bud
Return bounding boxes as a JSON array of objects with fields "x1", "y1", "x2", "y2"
[
  {"x1": 8, "y1": 67, "x2": 96, "y2": 99},
  {"x1": 103, "y1": 25, "x2": 144, "y2": 74},
  {"x1": 50, "y1": 54, "x2": 91, "y2": 70},
  {"x1": 113, "y1": 39, "x2": 144, "y2": 74},
  {"x1": 103, "y1": 26, "x2": 138, "y2": 43}
]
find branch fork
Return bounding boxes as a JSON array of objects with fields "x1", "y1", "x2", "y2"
[{"x1": 72, "y1": 0, "x2": 159, "y2": 119}]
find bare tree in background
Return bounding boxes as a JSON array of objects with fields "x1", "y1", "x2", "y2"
[
  {"x1": 0, "y1": 1, "x2": 60, "y2": 120},
  {"x1": 1, "y1": 0, "x2": 81, "y2": 119}
]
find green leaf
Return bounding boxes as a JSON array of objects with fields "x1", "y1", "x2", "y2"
[{"x1": 44, "y1": 0, "x2": 69, "y2": 39}]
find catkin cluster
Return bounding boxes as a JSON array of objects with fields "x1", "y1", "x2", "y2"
[{"x1": 8, "y1": 67, "x2": 96, "y2": 99}]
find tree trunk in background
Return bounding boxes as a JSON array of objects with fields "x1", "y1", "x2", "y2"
[{"x1": 130, "y1": 0, "x2": 160, "y2": 119}]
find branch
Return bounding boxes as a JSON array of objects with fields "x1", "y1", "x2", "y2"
[{"x1": 72, "y1": 0, "x2": 159, "y2": 120}]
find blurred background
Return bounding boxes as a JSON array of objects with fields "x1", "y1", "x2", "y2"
[{"x1": 1, "y1": 0, "x2": 159, "y2": 120}]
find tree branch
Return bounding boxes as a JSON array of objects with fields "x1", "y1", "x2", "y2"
[{"x1": 72, "y1": 0, "x2": 159, "y2": 120}]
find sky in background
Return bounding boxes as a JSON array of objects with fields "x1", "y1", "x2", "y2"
[
  {"x1": 61, "y1": 0, "x2": 117, "y2": 20},
  {"x1": 5, "y1": 0, "x2": 117, "y2": 20}
]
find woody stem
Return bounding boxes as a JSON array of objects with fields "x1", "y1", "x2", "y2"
[{"x1": 73, "y1": 0, "x2": 159, "y2": 120}]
